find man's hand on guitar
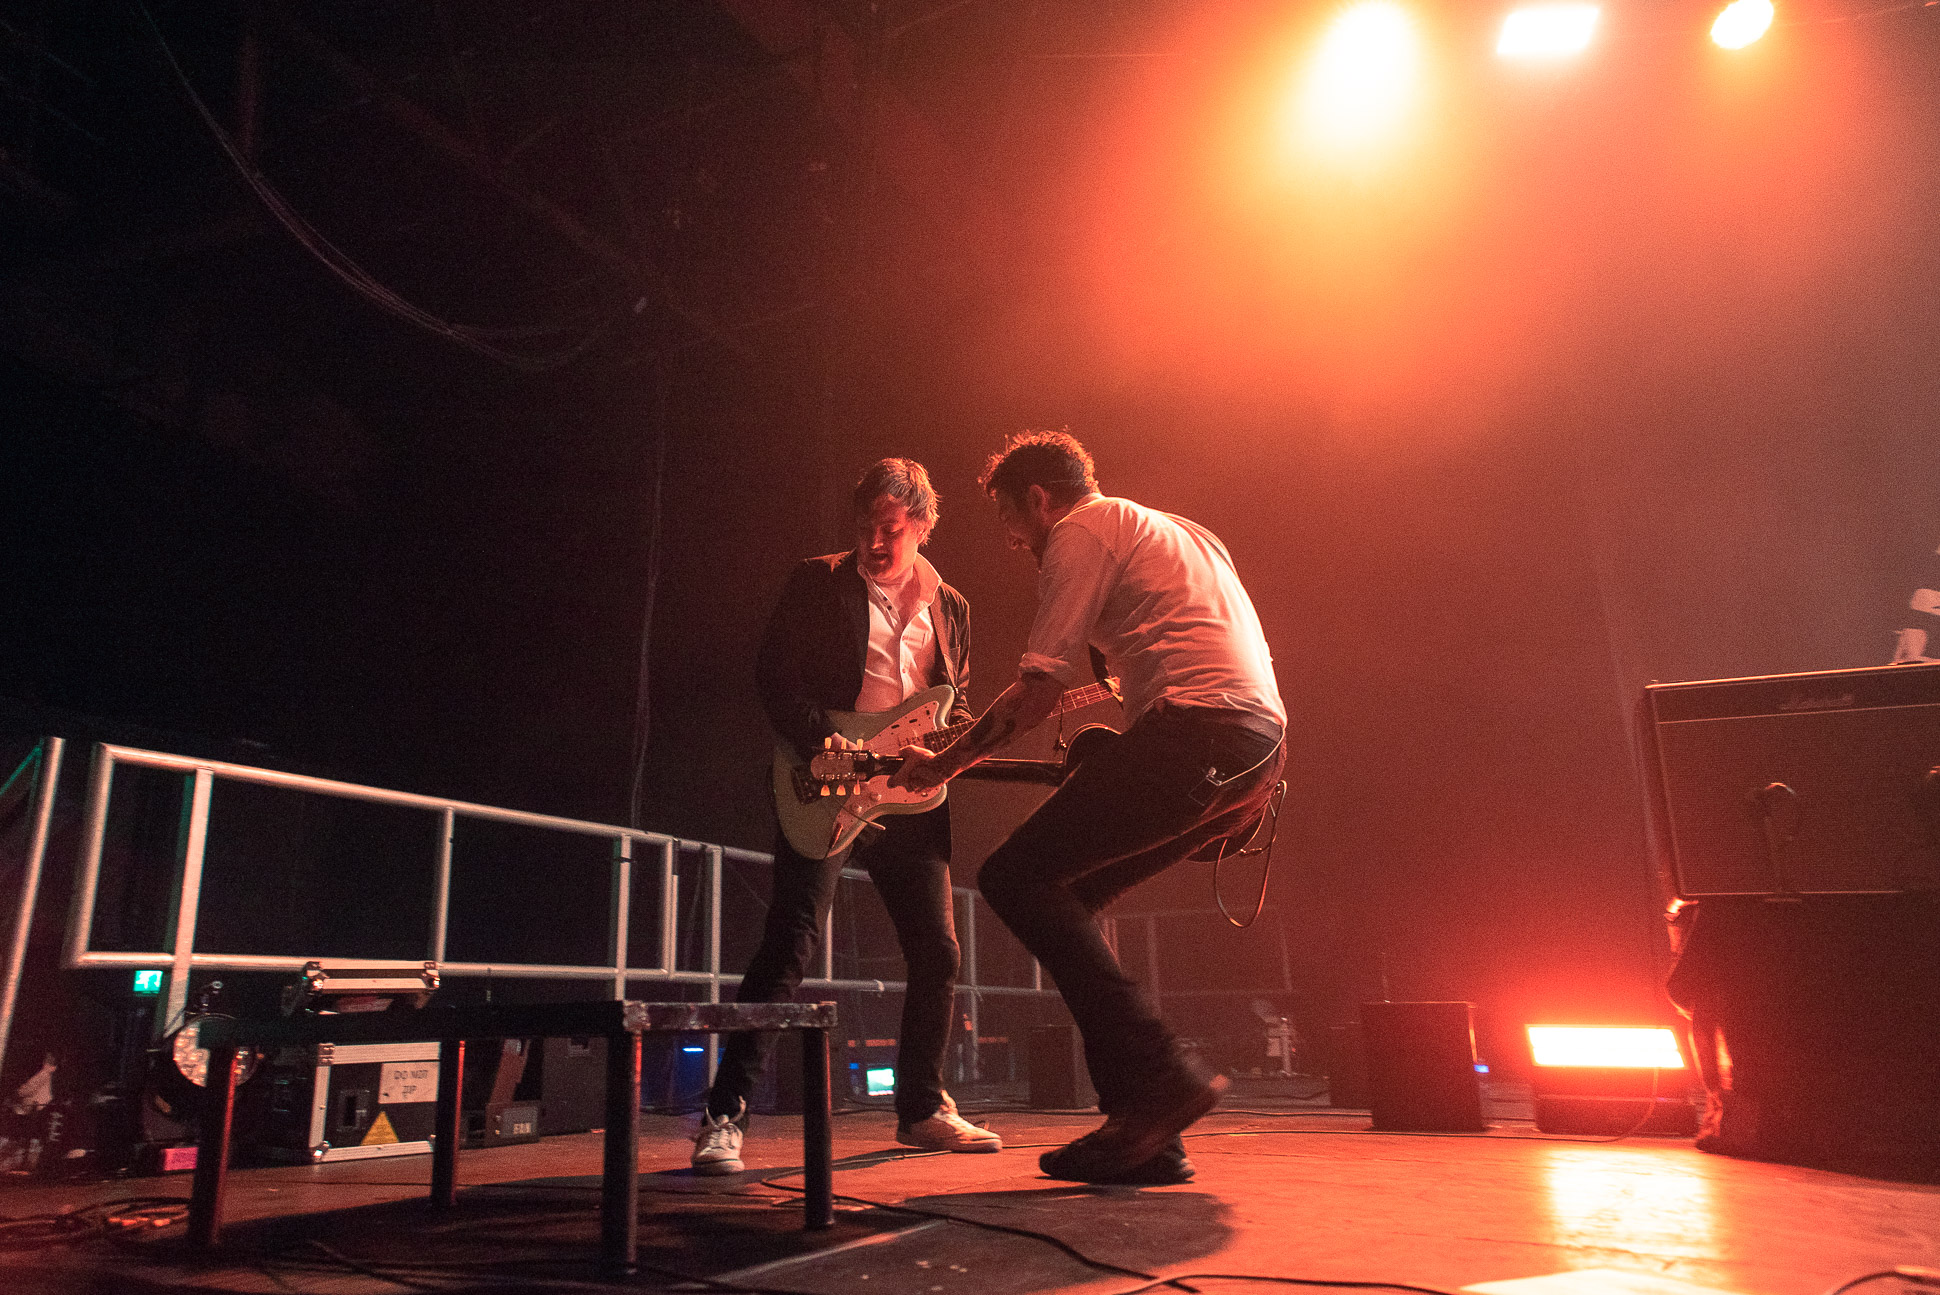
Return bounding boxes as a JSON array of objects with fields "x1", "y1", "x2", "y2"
[
  {"x1": 775, "y1": 676, "x2": 1115, "y2": 860},
  {"x1": 889, "y1": 673, "x2": 1065, "y2": 794},
  {"x1": 888, "y1": 746, "x2": 945, "y2": 794}
]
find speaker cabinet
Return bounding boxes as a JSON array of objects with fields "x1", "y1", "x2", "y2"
[
  {"x1": 1360, "y1": 1001, "x2": 1487, "y2": 1132},
  {"x1": 1644, "y1": 662, "x2": 1940, "y2": 897},
  {"x1": 536, "y1": 1035, "x2": 606, "y2": 1136},
  {"x1": 1669, "y1": 892, "x2": 1940, "y2": 1173}
]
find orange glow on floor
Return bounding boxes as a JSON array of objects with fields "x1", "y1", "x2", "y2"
[
  {"x1": 1528, "y1": 1026, "x2": 1686, "y2": 1068},
  {"x1": 1538, "y1": 1149, "x2": 1719, "y2": 1254}
]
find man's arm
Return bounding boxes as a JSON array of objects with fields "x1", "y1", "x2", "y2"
[{"x1": 890, "y1": 670, "x2": 1064, "y2": 793}]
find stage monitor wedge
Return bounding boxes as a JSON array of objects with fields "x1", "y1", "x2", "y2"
[
  {"x1": 1360, "y1": 1001, "x2": 1487, "y2": 1133},
  {"x1": 1643, "y1": 662, "x2": 1940, "y2": 898}
]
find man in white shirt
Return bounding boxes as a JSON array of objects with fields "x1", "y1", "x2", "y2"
[
  {"x1": 692, "y1": 459, "x2": 1000, "y2": 1174},
  {"x1": 893, "y1": 432, "x2": 1285, "y2": 1184}
]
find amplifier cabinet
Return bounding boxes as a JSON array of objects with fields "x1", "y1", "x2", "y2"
[
  {"x1": 536, "y1": 1035, "x2": 605, "y2": 1136},
  {"x1": 1643, "y1": 662, "x2": 1940, "y2": 898},
  {"x1": 246, "y1": 1041, "x2": 440, "y2": 1163}
]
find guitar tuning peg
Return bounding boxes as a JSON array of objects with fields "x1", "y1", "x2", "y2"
[
  {"x1": 819, "y1": 785, "x2": 832, "y2": 797},
  {"x1": 823, "y1": 736, "x2": 834, "y2": 749},
  {"x1": 835, "y1": 783, "x2": 850, "y2": 796}
]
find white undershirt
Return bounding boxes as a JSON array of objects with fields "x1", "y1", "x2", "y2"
[{"x1": 855, "y1": 553, "x2": 942, "y2": 714}]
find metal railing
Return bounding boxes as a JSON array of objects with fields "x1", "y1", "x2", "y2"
[
  {"x1": 36, "y1": 741, "x2": 1052, "y2": 1074},
  {"x1": 1109, "y1": 906, "x2": 1297, "y2": 1005}
]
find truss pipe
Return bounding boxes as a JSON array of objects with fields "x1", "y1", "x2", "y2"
[
  {"x1": 429, "y1": 807, "x2": 455, "y2": 963},
  {"x1": 0, "y1": 738, "x2": 63, "y2": 1086},
  {"x1": 61, "y1": 742, "x2": 115, "y2": 969}
]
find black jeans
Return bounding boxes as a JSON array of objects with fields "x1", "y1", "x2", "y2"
[
  {"x1": 708, "y1": 806, "x2": 959, "y2": 1125},
  {"x1": 979, "y1": 706, "x2": 1285, "y2": 1117}
]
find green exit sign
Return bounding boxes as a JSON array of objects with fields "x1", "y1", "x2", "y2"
[{"x1": 132, "y1": 969, "x2": 163, "y2": 996}]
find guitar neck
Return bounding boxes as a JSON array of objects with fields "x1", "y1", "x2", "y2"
[
  {"x1": 960, "y1": 759, "x2": 1065, "y2": 786},
  {"x1": 918, "y1": 679, "x2": 1117, "y2": 750}
]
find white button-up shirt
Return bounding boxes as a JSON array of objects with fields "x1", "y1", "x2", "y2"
[
  {"x1": 855, "y1": 553, "x2": 942, "y2": 714},
  {"x1": 1020, "y1": 495, "x2": 1285, "y2": 730}
]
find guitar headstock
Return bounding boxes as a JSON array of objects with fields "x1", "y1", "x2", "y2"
[{"x1": 805, "y1": 739, "x2": 891, "y2": 797}]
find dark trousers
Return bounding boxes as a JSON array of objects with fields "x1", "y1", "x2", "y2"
[
  {"x1": 708, "y1": 806, "x2": 959, "y2": 1125},
  {"x1": 979, "y1": 707, "x2": 1284, "y2": 1117}
]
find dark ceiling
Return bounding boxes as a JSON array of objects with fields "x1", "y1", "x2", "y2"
[{"x1": 0, "y1": 0, "x2": 1197, "y2": 428}]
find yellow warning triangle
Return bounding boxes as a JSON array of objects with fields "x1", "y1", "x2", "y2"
[{"x1": 361, "y1": 1110, "x2": 400, "y2": 1146}]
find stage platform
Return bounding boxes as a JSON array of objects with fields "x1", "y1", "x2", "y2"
[{"x1": 2, "y1": 1094, "x2": 1935, "y2": 1295}]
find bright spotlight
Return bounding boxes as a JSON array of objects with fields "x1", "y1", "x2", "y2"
[
  {"x1": 1711, "y1": 0, "x2": 1774, "y2": 49},
  {"x1": 1496, "y1": 5, "x2": 1601, "y2": 60},
  {"x1": 1298, "y1": 2, "x2": 1423, "y2": 153},
  {"x1": 1527, "y1": 1025, "x2": 1686, "y2": 1069},
  {"x1": 1526, "y1": 1025, "x2": 1696, "y2": 1136}
]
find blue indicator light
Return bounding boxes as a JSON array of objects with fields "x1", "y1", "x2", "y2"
[{"x1": 681, "y1": 1046, "x2": 705, "y2": 1053}]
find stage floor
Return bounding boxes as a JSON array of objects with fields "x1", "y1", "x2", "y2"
[{"x1": 3, "y1": 1097, "x2": 1936, "y2": 1295}]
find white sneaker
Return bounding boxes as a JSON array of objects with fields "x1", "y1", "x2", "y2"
[
  {"x1": 691, "y1": 1103, "x2": 745, "y2": 1175},
  {"x1": 897, "y1": 1092, "x2": 1002, "y2": 1153}
]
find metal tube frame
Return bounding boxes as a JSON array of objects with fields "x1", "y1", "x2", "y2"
[
  {"x1": 430, "y1": 808, "x2": 455, "y2": 963},
  {"x1": 57, "y1": 743, "x2": 1054, "y2": 1042},
  {"x1": 160, "y1": 768, "x2": 214, "y2": 1037},
  {"x1": 0, "y1": 737, "x2": 64, "y2": 1085},
  {"x1": 609, "y1": 838, "x2": 631, "y2": 1001}
]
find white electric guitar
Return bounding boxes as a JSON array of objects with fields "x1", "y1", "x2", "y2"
[{"x1": 772, "y1": 679, "x2": 1120, "y2": 859}]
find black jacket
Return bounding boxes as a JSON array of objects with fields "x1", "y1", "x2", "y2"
[{"x1": 756, "y1": 551, "x2": 971, "y2": 761}]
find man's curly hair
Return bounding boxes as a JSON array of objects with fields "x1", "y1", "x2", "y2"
[{"x1": 977, "y1": 430, "x2": 1098, "y2": 508}]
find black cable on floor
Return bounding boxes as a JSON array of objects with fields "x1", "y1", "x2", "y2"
[
  {"x1": 1180, "y1": 1118, "x2": 1693, "y2": 1149},
  {"x1": 1108, "y1": 1277, "x2": 1464, "y2": 1295},
  {"x1": 1823, "y1": 1270, "x2": 1935, "y2": 1295},
  {"x1": 756, "y1": 1169, "x2": 1175, "y2": 1287},
  {"x1": 754, "y1": 1170, "x2": 1484, "y2": 1295},
  {"x1": 0, "y1": 1195, "x2": 191, "y2": 1251},
  {"x1": 308, "y1": 1239, "x2": 445, "y2": 1291},
  {"x1": 289, "y1": 1234, "x2": 898, "y2": 1295}
]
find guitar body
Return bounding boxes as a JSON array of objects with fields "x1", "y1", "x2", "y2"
[
  {"x1": 771, "y1": 685, "x2": 956, "y2": 860},
  {"x1": 1059, "y1": 723, "x2": 1120, "y2": 777}
]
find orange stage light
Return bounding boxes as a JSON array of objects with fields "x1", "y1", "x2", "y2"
[
  {"x1": 1496, "y1": 5, "x2": 1601, "y2": 60},
  {"x1": 1295, "y1": 2, "x2": 1424, "y2": 155},
  {"x1": 1711, "y1": 0, "x2": 1775, "y2": 50},
  {"x1": 1527, "y1": 1025, "x2": 1686, "y2": 1069},
  {"x1": 1527, "y1": 1026, "x2": 1696, "y2": 1136}
]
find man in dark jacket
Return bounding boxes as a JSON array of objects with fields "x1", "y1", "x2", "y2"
[{"x1": 692, "y1": 458, "x2": 1000, "y2": 1173}]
